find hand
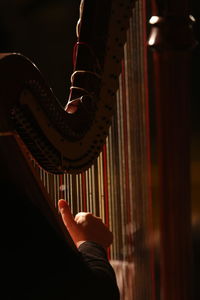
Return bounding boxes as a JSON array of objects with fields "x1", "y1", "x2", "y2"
[{"x1": 58, "y1": 199, "x2": 113, "y2": 249}]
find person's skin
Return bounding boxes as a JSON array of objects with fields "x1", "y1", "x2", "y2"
[{"x1": 58, "y1": 199, "x2": 113, "y2": 249}]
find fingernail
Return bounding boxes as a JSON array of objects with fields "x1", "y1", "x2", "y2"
[{"x1": 59, "y1": 206, "x2": 64, "y2": 214}]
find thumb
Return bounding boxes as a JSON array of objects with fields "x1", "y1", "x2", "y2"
[{"x1": 58, "y1": 199, "x2": 77, "y2": 232}]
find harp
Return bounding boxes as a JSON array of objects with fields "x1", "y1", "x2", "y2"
[{"x1": 0, "y1": 0, "x2": 196, "y2": 299}]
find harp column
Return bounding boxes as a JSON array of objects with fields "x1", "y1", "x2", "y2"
[{"x1": 148, "y1": 1, "x2": 197, "y2": 300}]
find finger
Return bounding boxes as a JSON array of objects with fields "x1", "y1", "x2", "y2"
[{"x1": 58, "y1": 199, "x2": 77, "y2": 231}]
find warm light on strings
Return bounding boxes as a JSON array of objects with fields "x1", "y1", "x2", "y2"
[{"x1": 34, "y1": 1, "x2": 154, "y2": 299}]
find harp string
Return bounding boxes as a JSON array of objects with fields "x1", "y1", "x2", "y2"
[{"x1": 30, "y1": 1, "x2": 155, "y2": 299}]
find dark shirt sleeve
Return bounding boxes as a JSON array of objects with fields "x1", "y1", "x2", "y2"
[{"x1": 78, "y1": 241, "x2": 120, "y2": 300}]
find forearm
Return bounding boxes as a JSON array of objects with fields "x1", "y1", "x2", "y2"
[{"x1": 78, "y1": 241, "x2": 120, "y2": 300}]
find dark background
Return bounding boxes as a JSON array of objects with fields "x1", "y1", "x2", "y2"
[
  {"x1": 0, "y1": 0, "x2": 199, "y2": 226},
  {"x1": 0, "y1": 0, "x2": 80, "y2": 104}
]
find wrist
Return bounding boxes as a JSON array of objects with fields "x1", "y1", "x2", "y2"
[{"x1": 76, "y1": 240, "x2": 87, "y2": 248}]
